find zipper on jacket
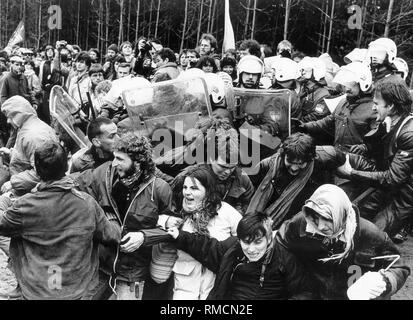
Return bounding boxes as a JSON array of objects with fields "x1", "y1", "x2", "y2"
[{"x1": 110, "y1": 174, "x2": 156, "y2": 282}]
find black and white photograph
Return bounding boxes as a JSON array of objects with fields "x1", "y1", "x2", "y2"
[{"x1": 0, "y1": 0, "x2": 412, "y2": 307}]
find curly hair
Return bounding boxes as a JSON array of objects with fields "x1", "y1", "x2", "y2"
[
  {"x1": 114, "y1": 132, "x2": 155, "y2": 178},
  {"x1": 172, "y1": 166, "x2": 222, "y2": 235}
]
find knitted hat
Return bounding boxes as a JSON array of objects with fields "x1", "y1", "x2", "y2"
[{"x1": 108, "y1": 44, "x2": 118, "y2": 53}]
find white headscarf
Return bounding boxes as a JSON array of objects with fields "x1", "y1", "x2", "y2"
[{"x1": 303, "y1": 184, "x2": 357, "y2": 263}]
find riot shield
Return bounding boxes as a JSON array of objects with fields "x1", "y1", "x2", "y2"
[
  {"x1": 233, "y1": 88, "x2": 292, "y2": 138},
  {"x1": 123, "y1": 76, "x2": 212, "y2": 144},
  {"x1": 49, "y1": 85, "x2": 90, "y2": 150},
  {"x1": 232, "y1": 88, "x2": 292, "y2": 172}
]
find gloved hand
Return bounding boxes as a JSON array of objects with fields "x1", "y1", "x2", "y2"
[
  {"x1": 347, "y1": 271, "x2": 387, "y2": 300},
  {"x1": 349, "y1": 144, "x2": 368, "y2": 156},
  {"x1": 291, "y1": 118, "x2": 307, "y2": 133}
]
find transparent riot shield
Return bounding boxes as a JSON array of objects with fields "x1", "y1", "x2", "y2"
[
  {"x1": 232, "y1": 88, "x2": 291, "y2": 166},
  {"x1": 123, "y1": 76, "x2": 212, "y2": 145},
  {"x1": 49, "y1": 85, "x2": 90, "y2": 150}
]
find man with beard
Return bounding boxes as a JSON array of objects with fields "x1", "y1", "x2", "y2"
[
  {"x1": 199, "y1": 33, "x2": 217, "y2": 57},
  {"x1": 75, "y1": 132, "x2": 173, "y2": 300}
]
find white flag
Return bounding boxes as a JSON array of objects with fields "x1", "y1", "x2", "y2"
[
  {"x1": 5, "y1": 21, "x2": 25, "y2": 54},
  {"x1": 222, "y1": 0, "x2": 235, "y2": 54}
]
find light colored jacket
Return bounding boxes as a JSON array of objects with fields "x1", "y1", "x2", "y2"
[{"x1": 173, "y1": 201, "x2": 241, "y2": 300}]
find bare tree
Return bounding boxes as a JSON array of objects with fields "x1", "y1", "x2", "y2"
[
  {"x1": 118, "y1": 0, "x2": 125, "y2": 46},
  {"x1": 180, "y1": 0, "x2": 188, "y2": 51},
  {"x1": 197, "y1": 0, "x2": 204, "y2": 44},
  {"x1": 207, "y1": 0, "x2": 213, "y2": 33},
  {"x1": 105, "y1": 0, "x2": 110, "y2": 50},
  {"x1": 326, "y1": 0, "x2": 335, "y2": 53},
  {"x1": 37, "y1": 0, "x2": 43, "y2": 48},
  {"x1": 384, "y1": 0, "x2": 395, "y2": 37},
  {"x1": 127, "y1": 0, "x2": 131, "y2": 39},
  {"x1": 135, "y1": 0, "x2": 141, "y2": 43},
  {"x1": 244, "y1": 0, "x2": 251, "y2": 39},
  {"x1": 251, "y1": 0, "x2": 257, "y2": 39},
  {"x1": 148, "y1": 0, "x2": 153, "y2": 38},
  {"x1": 154, "y1": 0, "x2": 161, "y2": 39},
  {"x1": 76, "y1": 0, "x2": 81, "y2": 44},
  {"x1": 284, "y1": 0, "x2": 290, "y2": 40}
]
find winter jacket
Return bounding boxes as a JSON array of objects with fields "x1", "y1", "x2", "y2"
[
  {"x1": 173, "y1": 230, "x2": 315, "y2": 300},
  {"x1": 0, "y1": 71, "x2": 38, "y2": 107},
  {"x1": 67, "y1": 72, "x2": 91, "y2": 107},
  {"x1": 299, "y1": 80, "x2": 331, "y2": 122},
  {"x1": 278, "y1": 210, "x2": 410, "y2": 300},
  {"x1": 75, "y1": 161, "x2": 173, "y2": 282},
  {"x1": 350, "y1": 116, "x2": 413, "y2": 226},
  {"x1": 303, "y1": 95, "x2": 376, "y2": 150},
  {"x1": 152, "y1": 62, "x2": 180, "y2": 83},
  {"x1": 173, "y1": 202, "x2": 241, "y2": 300},
  {"x1": 0, "y1": 176, "x2": 121, "y2": 300},
  {"x1": 1, "y1": 96, "x2": 59, "y2": 194},
  {"x1": 248, "y1": 145, "x2": 346, "y2": 226}
]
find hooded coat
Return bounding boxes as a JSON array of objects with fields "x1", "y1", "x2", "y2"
[{"x1": 1, "y1": 96, "x2": 59, "y2": 193}]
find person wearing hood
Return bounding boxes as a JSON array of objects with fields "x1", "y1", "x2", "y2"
[
  {"x1": 0, "y1": 96, "x2": 59, "y2": 195},
  {"x1": 295, "y1": 62, "x2": 377, "y2": 152},
  {"x1": 0, "y1": 141, "x2": 121, "y2": 299},
  {"x1": 278, "y1": 184, "x2": 410, "y2": 300},
  {"x1": 151, "y1": 48, "x2": 180, "y2": 83}
]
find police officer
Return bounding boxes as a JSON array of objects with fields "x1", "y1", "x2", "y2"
[
  {"x1": 297, "y1": 57, "x2": 331, "y2": 123},
  {"x1": 367, "y1": 37, "x2": 398, "y2": 83},
  {"x1": 236, "y1": 55, "x2": 279, "y2": 136}
]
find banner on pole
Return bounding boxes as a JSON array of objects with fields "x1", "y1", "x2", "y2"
[
  {"x1": 222, "y1": 0, "x2": 235, "y2": 54},
  {"x1": 5, "y1": 21, "x2": 25, "y2": 54}
]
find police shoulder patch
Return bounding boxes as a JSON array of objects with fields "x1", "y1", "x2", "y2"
[{"x1": 315, "y1": 104, "x2": 325, "y2": 114}]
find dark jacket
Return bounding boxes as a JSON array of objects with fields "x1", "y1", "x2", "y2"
[
  {"x1": 304, "y1": 95, "x2": 376, "y2": 150},
  {"x1": 299, "y1": 80, "x2": 331, "y2": 122},
  {"x1": 278, "y1": 211, "x2": 410, "y2": 300},
  {"x1": 174, "y1": 230, "x2": 314, "y2": 300},
  {"x1": 0, "y1": 71, "x2": 38, "y2": 106},
  {"x1": 248, "y1": 145, "x2": 345, "y2": 225},
  {"x1": 75, "y1": 161, "x2": 173, "y2": 282},
  {"x1": 0, "y1": 177, "x2": 121, "y2": 300},
  {"x1": 350, "y1": 116, "x2": 413, "y2": 222}
]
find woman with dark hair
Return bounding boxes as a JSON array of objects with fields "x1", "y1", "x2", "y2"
[
  {"x1": 220, "y1": 56, "x2": 237, "y2": 81},
  {"x1": 88, "y1": 48, "x2": 100, "y2": 64},
  {"x1": 178, "y1": 49, "x2": 189, "y2": 72},
  {"x1": 195, "y1": 55, "x2": 218, "y2": 73},
  {"x1": 170, "y1": 166, "x2": 242, "y2": 300}
]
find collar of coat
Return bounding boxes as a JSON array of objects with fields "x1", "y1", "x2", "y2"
[{"x1": 34, "y1": 176, "x2": 75, "y2": 192}]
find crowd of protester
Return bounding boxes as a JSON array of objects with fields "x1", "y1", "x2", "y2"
[{"x1": 0, "y1": 32, "x2": 411, "y2": 300}]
